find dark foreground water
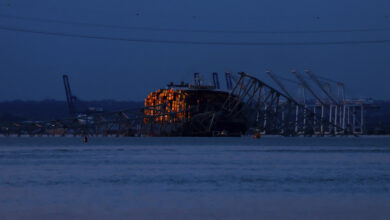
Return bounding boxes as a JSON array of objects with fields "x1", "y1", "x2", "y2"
[{"x1": 1, "y1": 136, "x2": 390, "y2": 219}]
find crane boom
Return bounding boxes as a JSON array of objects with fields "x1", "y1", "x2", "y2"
[
  {"x1": 266, "y1": 70, "x2": 297, "y2": 103},
  {"x1": 225, "y1": 72, "x2": 233, "y2": 90},
  {"x1": 62, "y1": 74, "x2": 77, "y2": 115},
  {"x1": 291, "y1": 70, "x2": 325, "y2": 105},
  {"x1": 212, "y1": 72, "x2": 220, "y2": 89},
  {"x1": 304, "y1": 70, "x2": 338, "y2": 104}
]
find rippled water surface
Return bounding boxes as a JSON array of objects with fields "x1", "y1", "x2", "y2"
[{"x1": 1, "y1": 136, "x2": 390, "y2": 219}]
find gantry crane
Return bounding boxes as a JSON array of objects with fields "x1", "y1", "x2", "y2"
[
  {"x1": 225, "y1": 72, "x2": 233, "y2": 90},
  {"x1": 62, "y1": 74, "x2": 78, "y2": 115},
  {"x1": 291, "y1": 70, "x2": 332, "y2": 134},
  {"x1": 212, "y1": 72, "x2": 220, "y2": 89}
]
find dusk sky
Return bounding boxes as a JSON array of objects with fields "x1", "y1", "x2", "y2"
[{"x1": 1, "y1": 0, "x2": 390, "y2": 101}]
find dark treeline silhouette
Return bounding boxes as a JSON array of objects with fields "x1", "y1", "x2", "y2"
[
  {"x1": 0, "y1": 99, "x2": 143, "y2": 121},
  {"x1": 365, "y1": 101, "x2": 390, "y2": 134}
]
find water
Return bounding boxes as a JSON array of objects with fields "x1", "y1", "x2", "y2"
[{"x1": 1, "y1": 136, "x2": 390, "y2": 219}]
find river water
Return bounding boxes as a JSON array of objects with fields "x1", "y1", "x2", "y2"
[{"x1": 1, "y1": 136, "x2": 390, "y2": 219}]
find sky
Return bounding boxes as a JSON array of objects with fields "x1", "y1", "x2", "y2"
[{"x1": 1, "y1": 0, "x2": 390, "y2": 101}]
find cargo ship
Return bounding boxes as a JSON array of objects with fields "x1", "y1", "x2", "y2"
[{"x1": 143, "y1": 82, "x2": 248, "y2": 136}]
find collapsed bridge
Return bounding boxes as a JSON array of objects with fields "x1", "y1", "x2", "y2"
[{"x1": 0, "y1": 71, "x2": 374, "y2": 137}]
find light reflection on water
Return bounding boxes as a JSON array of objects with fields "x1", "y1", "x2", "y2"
[{"x1": 1, "y1": 136, "x2": 390, "y2": 219}]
